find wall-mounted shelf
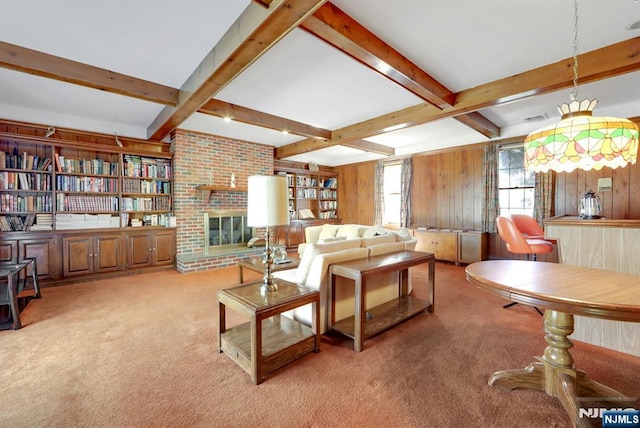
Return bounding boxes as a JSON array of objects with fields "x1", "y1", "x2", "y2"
[{"x1": 196, "y1": 185, "x2": 247, "y2": 199}]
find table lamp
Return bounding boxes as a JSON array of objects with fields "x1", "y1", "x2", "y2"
[{"x1": 247, "y1": 175, "x2": 290, "y2": 294}]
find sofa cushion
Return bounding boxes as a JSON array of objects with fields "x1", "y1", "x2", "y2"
[
  {"x1": 294, "y1": 239, "x2": 361, "y2": 284},
  {"x1": 360, "y1": 234, "x2": 396, "y2": 247},
  {"x1": 336, "y1": 224, "x2": 361, "y2": 240},
  {"x1": 393, "y1": 228, "x2": 414, "y2": 242},
  {"x1": 318, "y1": 224, "x2": 340, "y2": 240},
  {"x1": 368, "y1": 241, "x2": 404, "y2": 256},
  {"x1": 318, "y1": 236, "x2": 347, "y2": 244}
]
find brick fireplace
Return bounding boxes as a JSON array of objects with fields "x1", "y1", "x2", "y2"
[{"x1": 171, "y1": 129, "x2": 273, "y2": 272}]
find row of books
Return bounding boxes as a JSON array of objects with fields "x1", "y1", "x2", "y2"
[
  {"x1": 0, "y1": 213, "x2": 54, "y2": 231},
  {"x1": 1, "y1": 194, "x2": 53, "y2": 212},
  {"x1": 123, "y1": 155, "x2": 171, "y2": 179},
  {"x1": 319, "y1": 210, "x2": 337, "y2": 219},
  {"x1": 296, "y1": 188, "x2": 317, "y2": 199},
  {"x1": 0, "y1": 150, "x2": 53, "y2": 171},
  {"x1": 54, "y1": 154, "x2": 118, "y2": 176},
  {"x1": 319, "y1": 189, "x2": 337, "y2": 199},
  {"x1": 121, "y1": 196, "x2": 172, "y2": 211},
  {"x1": 56, "y1": 194, "x2": 119, "y2": 212},
  {"x1": 319, "y1": 200, "x2": 337, "y2": 210},
  {"x1": 296, "y1": 176, "x2": 317, "y2": 187},
  {"x1": 122, "y1": 177, "x2": 171, "y2": 194},
  {"x1": 55, "y1": 213, "x2": 120, "y2": 230},
  {"x1": 56, "y1": 176, "x2": 118, "y2": 193},
  {"x1": 0, "y1": 171, "x2": 52, "y2": 191}
]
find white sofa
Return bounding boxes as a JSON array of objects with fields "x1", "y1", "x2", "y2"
[{"x1": 273, "y1": 224, "x2": 418, "y2": 334}]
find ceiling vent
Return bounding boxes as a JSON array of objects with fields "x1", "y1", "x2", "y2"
[{"x1": 523, "y1": 113, "x2": 548, "y2": 123}]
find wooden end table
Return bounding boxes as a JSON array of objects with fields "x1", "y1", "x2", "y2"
[
  {"x1": 218, "y1": 279, "x2": 320, "y2": 384},
  {"x1": 329, "y1": 250, "x2": 435, "y2": 352},
  {"x1": 237, "y1": 257, "x2": 300, "y2": 283}
]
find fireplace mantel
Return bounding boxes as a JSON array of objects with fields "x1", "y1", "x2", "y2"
[{"x1": 196, "y1": 185, "x2": 247, "y2": 199}]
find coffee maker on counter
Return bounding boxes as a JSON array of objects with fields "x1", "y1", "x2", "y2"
[{"x1": 579, "y1": 190, "x2": 602, "y2": 219}]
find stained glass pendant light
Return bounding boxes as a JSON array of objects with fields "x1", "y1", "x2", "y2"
[{"x1": 524, "y1": 0, "x2": 639, "y2": 173}]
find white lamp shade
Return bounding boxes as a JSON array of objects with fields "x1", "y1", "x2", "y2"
[{"x1": 247, "y1": 175, "x2": 290, "y2": 227}]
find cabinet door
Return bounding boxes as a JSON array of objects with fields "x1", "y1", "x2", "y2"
[
  {"x1": 127, "y1": 232, "x2": 152, "y2": 268},
  {"x1": 458, "y1": 232, "x2": 487, "y2": 264},
  {"x1": 152, "y1": 230, "x2": 175, "y2": 266},
  {"x1": 273, "y1": 225, "x2": 289, "y2": 247},
  {"x1": 414, "y1": 231, "x2": 437, "y2": 254},
  {"x1": 0, "y1": 239, "x2": 18, "y2": 263},
  {"x1": 95, "y1": 234, "x2": 123, "y2": 273},
  {"x1": 62, "y1": 236, "x2": 94, "y2": 276},
  {"x1": 435, "y1": 232, "x2": 457, "y2": 262},
  {"x1": 20, "y1": 236, "x2": 58, "y2": 280},
  {"x1": 287, "y1": 222, "x2": 304, "y2": 248}
]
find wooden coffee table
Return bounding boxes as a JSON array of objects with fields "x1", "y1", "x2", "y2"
[
  {"x1": 218, "y1": 279, "x2": 319, "y2": 384},
  {"x1": 237, "y1": 256, "x2": 300, "y2": 283}
]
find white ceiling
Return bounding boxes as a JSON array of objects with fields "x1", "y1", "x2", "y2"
[{"x1": 1, "y1": 0, "x2": 639, "y2": 166}]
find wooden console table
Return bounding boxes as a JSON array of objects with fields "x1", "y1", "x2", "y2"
[
  {"x1": 466, "y1": 260, "x2": 640, "y2": 428},
  {"x1": 329, "y1": 250, "x2": 435, "y2": 352},
  {"x1": 218, "y1": 279, "x2": 319, "y2": 384}
]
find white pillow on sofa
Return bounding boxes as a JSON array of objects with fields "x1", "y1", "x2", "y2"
[
  {"x1": 393, "y1": 228, "x2": 414, "y2": 242},
  {"x1": 318, "y1": 224, "x2": 340, "y2": 240},
  {"x1": 336, "y1": 224, "x2": 361, "y2": 240},
  {"x1": 318, "y1": 236, "x2": 347, "y2": 244}
]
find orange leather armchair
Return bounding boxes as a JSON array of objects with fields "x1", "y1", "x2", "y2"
[
  {"x1": 496, "y1": 216, "x2": 553, "y2": 260},
  {"x1": 510, "y1": 214, "x2": 545, "y2": 239}
]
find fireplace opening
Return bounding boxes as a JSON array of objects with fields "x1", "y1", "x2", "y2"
[{"x1": 204, "y1": 210, "x2": 254, "y2": 253}]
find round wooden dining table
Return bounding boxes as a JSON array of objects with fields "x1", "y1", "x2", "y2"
[{"x1": 466, "y1": 260, "x2": 640, "y2": 428}]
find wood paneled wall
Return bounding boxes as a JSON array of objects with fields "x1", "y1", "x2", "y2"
[{"x1": 336, "y1": 143, "x2": 640, "y2": 261}]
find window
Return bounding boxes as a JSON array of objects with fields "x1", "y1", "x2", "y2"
[
  {"x1": 498, "y1": 146, "x2": 534, "y2": 217},
  {"x1": 383, "y1": 163, "x2": 401, "y2": 224}
]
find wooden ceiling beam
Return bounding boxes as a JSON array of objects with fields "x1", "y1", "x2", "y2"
[
  {"x1": 300, "y1": 2, "x2": 499, "y2": 138},
  {"x1": 341, "y1": 140, "x2": 395, "y2": 156},
  {"x1": 0, "y1": 41, "x2": 179, "y2": 106},
  {"x1": 331, "y1": 36, "x2": 640, "y2": 145},
  {"x1": 198, "y1": 99, "x2": 331, "y2": 140},
  {"x1": 146, "y1": 0, "x2": 327, "y2": 141},
  {"x1": 274, "y1": 136, "x2": 394, "y2": 158}
]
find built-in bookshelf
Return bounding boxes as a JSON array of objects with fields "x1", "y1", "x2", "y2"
[
  {"x1": 276, "y1": 166, "x2": 338, "y2": 220},
  {"x1": 0, "y1": 138, "x2": 173, "y2": 232}
]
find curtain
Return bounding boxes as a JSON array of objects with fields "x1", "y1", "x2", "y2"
[
  {"x1": 533, "y1": 171, "x2": 555, "y2": 225},
  {"x1": 400, "y1": 157, "x2": 412, "y2": 228},
  {"x1": 373, "y1": 160, "x2": 384, "y2": 226},
  {"x1": 481, "y1": 144, "x2": 499, "y2": 233}
]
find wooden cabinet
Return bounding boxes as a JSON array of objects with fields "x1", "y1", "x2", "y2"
[
  {"x1": 273, "y1": 221, "x2": 304, "y2": 249},
  {"x1": 414, "y1": 229, "x2": 487, "y2": 265},
  {"x1": 458, "y1": 231, "x2": 488, "y2": 264},
  {"x1": 127, "y1": 228, "x2": 175, "y2": 269},
  {"x1": 414, "y1": 230, "x2": 458, "y2": 263},
  {"x1": 62, "y1": 234, "x2": 123, "y2": 276}
]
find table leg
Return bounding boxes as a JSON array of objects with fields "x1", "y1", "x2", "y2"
[
  {"x1": 312, "y1": 299, "x2": 320, "y2": 352},
  {"x1": 354, "y1": 274, "x2": 364, "y2": 352},
  {"x1": 427, "y1": 258, "x2": 435, "y2": 313},
  {"x1": 218, "y1": 302, "x2": 226, "y2": 353},
  {"x1": 489, "y1": 310, "x2": 628, "y2": 427},
  {"x1": 8, "y1": 273, "x2": 22, "y2": 330},
  {"x1": 251, "y1": 315, "x2": 263, "y2": 384},
  {"x1": 27, "y1": 258, "x2": 41, "y2": 299},
  {"x1": 238, "y1": 265, "x2": 244, "y2": 284}
]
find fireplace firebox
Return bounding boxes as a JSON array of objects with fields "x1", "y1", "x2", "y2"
[{"x1": 204, "y1": 210, "x2": 254, "y2": 253}]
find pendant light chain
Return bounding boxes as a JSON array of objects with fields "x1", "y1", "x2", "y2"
[{"x1": 571, "y1": 0, "x2": 579, "y2": 102}]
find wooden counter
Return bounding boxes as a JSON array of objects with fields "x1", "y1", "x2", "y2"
[{"x1": 544, "y1": 215, "x2": 640, "y2": 356}]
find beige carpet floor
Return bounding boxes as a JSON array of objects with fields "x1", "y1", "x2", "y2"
[{"x1": 1, "y1": 262, "x2": 638, "y2": 427}]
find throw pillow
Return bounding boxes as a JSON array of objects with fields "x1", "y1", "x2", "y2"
[
  {"x1": 393, "y1": 228, "x2": 413, "y2": 242},
  {"x1": 318, "y1": 224, "x2": 340, "y2": 240},
  {"x1": 336, "y1": 224, "x2": 361, "y2": 240}
]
